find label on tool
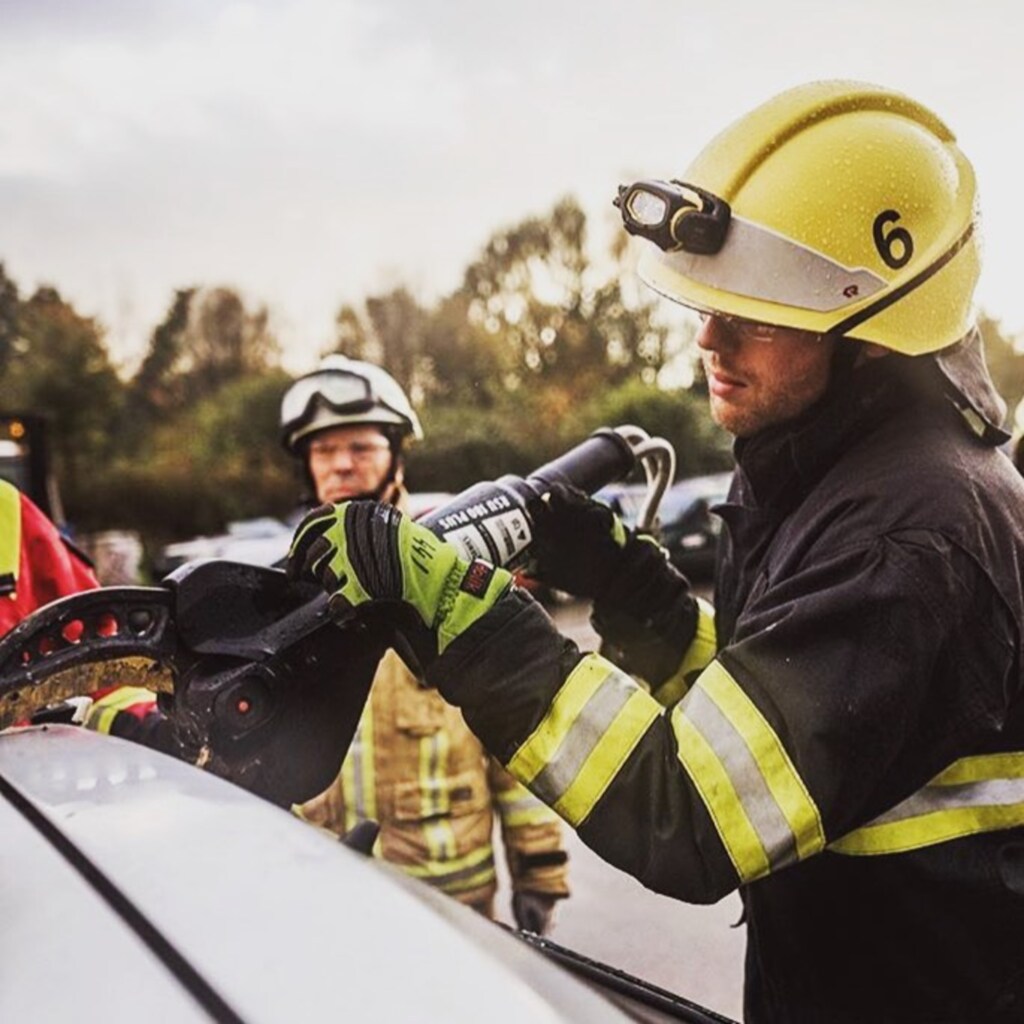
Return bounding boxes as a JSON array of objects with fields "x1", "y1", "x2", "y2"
[{"x1": 442, "y1": 509, "x2": 532, "y2": 566}]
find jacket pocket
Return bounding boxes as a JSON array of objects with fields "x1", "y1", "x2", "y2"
[
  {"x1": 394, "y1": 680, "x2": 447, "y2": 736},
  {"x1": 392, "y1": 766, "x2": 490, "y2": 822}
]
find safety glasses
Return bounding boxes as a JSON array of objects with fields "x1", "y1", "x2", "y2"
[{"x1": 697, "y1": 312, "x2": 791, "y2": 344}]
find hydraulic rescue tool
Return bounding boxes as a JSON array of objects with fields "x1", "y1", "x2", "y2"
[{"x1": 0, "y1": 426, "x2": 674, "y2": 807}]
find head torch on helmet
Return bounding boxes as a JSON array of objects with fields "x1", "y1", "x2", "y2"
[{"x1": 614, "y1": 180, "x2": 731, "y2": 256}]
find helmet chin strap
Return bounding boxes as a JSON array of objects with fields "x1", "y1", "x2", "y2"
[
  {"x1": 370, "y1": 447, "x2": 404, "y2": 505},
  {"x1": 824, "y1": 335, "x2": 865, "y2": 394}
]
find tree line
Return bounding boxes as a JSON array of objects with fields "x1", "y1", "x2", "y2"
[{"x1": 2, "y1": 195, "x2": 1023, "y2": 566}]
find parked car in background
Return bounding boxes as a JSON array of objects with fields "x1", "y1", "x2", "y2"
[
  {"x1": 157, "y1": 495, "x2": 459, "y2": 579},
  {"x1": 596, "y1": 471, "x2": 733, "y2": 582},
  {"x1": 156, "y1": 516, "x2": 297, "y2": 576}
]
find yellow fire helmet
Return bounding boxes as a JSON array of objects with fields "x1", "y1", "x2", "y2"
[{"x1": 616, "y1": 80, "x2": 1007, "y2": 437}]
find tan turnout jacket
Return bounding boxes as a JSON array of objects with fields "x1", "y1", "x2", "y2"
[{"x1": 299, "y1": 648, "x2": 569, "y2": 910}]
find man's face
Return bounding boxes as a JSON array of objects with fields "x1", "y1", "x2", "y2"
[
  {"x1": 306, "y1": 424, "x2": 392, "y2": 503},
  {"x1": 697, "y1": 314, "x2": 836, "y2": 438}
]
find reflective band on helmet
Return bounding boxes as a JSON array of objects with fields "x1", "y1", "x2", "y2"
[
  {"x1": 506, "y1": 653, "x2": 662, "y2": 827},
  {"x1": 830, "y1": 752, "x2": 1024, "y2": 855},
  {"x1": 672, "y1": 660, "x2": 825, "y2": 883},
  {"x1": 652, "y1": 597, "x2": 717, "y2": 707},
  {"x1": 0, "y1": 480, "x2": 21, "y2": 594},
  {"x1": 652, "y1": 215, "x2": 886, "y2": 314}
]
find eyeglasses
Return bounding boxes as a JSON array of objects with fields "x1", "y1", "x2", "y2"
[
  {"x1": 307, "y1": 439, "x2": 391, "y2": 463},
  {"x1": 698, "y1": 312, "x2": 787, "y2": 343}
]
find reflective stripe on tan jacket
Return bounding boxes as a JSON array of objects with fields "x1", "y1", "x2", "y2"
[{"x1": 298, "y1": 647, "x2": 569, "y2": 910}]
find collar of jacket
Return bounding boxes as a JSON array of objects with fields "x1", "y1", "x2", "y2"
[{"x1": 732, "y1": 354, "x2": 945, "y2": 512}]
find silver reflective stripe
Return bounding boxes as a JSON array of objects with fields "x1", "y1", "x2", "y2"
[
  {"x1": 498, "y1": 791, "x2": 547, "y2": 816},
  {"x1": 349, "y1": 722, "x2": 368, "y2": 820},
  {"x1": 682, "y1": 685, "x2": 798, "y2": 869},
  {"x1": 830, "y1": 753, "x2": 1024, "y2": 856},
  {"x1": 653, "y1": 215, "x2": 886, "y2": 313},
  {"x1": 424, "y1": 731, "x2": 444, "y2": 817},
  {"x1": 529, "y1": 672, "x2": 634, "y2": 808},
  {"x1": 869, "y1": 777, "x2": 1024, "y2": 827}
]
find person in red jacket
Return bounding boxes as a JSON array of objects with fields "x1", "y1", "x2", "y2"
[
  {"x1": 0, "y1": 477, "x2": 97, "y2": 636},
  {"x1": 1, "y1": 477, "x2": 169, "y2": 743}
]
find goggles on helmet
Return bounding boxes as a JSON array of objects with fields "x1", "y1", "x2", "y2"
[
  {"x1": 280, "y1": 369, "x2": 375, "y2": 431},
  {"x1": 616, "y1": 178, "x2": 887, "y2": 315}
]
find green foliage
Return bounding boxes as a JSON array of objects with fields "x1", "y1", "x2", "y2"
[
  {"x1": 457, "y1": 196, "x2": 673, "y2": 393},
  {"x1": 83, "y1": 371, "x2": 297, "y2": 540},
  {"x1": 406, "y1": 379, "x2": 731, "y2": 494},
  {"x1": 327, "y1": 198, "x2": 690, "y2": 412},
  {"x1": 4, "y1": 286, "x2": 123, "y2": 504},
  {"x1": 126, "y1": 286, "x2": 279, "y2": 441},
  {"x1": 0, "y1": 263, "x2": 19, "y2": 378}
]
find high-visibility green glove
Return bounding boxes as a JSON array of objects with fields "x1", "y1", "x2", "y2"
[{"x1": 287, "y1": 501, "x2": 514, "y2": 655}]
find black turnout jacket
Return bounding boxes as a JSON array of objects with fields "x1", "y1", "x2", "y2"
[{"x1": 431, "y1": 357, "x2": 1024, "y2": 1023}]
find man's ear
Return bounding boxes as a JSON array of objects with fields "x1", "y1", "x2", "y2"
[{"x1": 853, "y1": 341, "x2": 890, "y2": 367}]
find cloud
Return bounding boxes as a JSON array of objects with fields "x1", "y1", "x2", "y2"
[{"x1": 0, "y1": 0, "x2": 463, "y2": 181}]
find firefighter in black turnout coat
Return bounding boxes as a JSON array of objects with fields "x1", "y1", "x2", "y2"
[{"x1": 289, "y1": 81, "x2": 1024, "y2": 1022}]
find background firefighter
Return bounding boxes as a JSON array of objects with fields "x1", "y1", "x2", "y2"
[
  {"x1": 282, "y1": 356, "x2": 569, "y2": 930},
  {"x1": 0, "y1": 477, "x2": 97, "y2": 635}
]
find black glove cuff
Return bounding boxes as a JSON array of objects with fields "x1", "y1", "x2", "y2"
[{"x1": 591, "y1": 535, "x2": 699, "y2": 687}]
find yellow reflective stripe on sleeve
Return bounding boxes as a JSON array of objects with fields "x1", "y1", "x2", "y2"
[
  {"x1": 88, "y1": 686, "x2": 156, "y2": 735},
  {"x1": 831, "y1": 752, "x2": 1024, "y2": 856},
  {"x1": 652, "y1": 597, "x2": 717, "y2": 707},
  {"x1": 0, "y1": 479, "x2": 22, "y2": 590},
  {"x1": 672, "y1": 708, "x2": 770, "y2": 880},
  {"x1": 672, "y1": 660, "x2": 824, "y2": 882},
  {"x1": 507, "y1": 653, "x2": 662, "y2": 827}
]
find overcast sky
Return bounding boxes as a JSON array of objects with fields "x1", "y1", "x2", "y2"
[{"x1": 2, "y1": 0, "x2": 1022, "y2": 373}]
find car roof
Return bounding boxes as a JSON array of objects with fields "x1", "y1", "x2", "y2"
[{"x1": 0, "y1": 726, "x2": 631, "y2": 1023}]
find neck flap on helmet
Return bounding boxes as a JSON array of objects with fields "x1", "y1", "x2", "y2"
[{"x1": 933, "y1": 327, "x2": 1009, "y2": 445}]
